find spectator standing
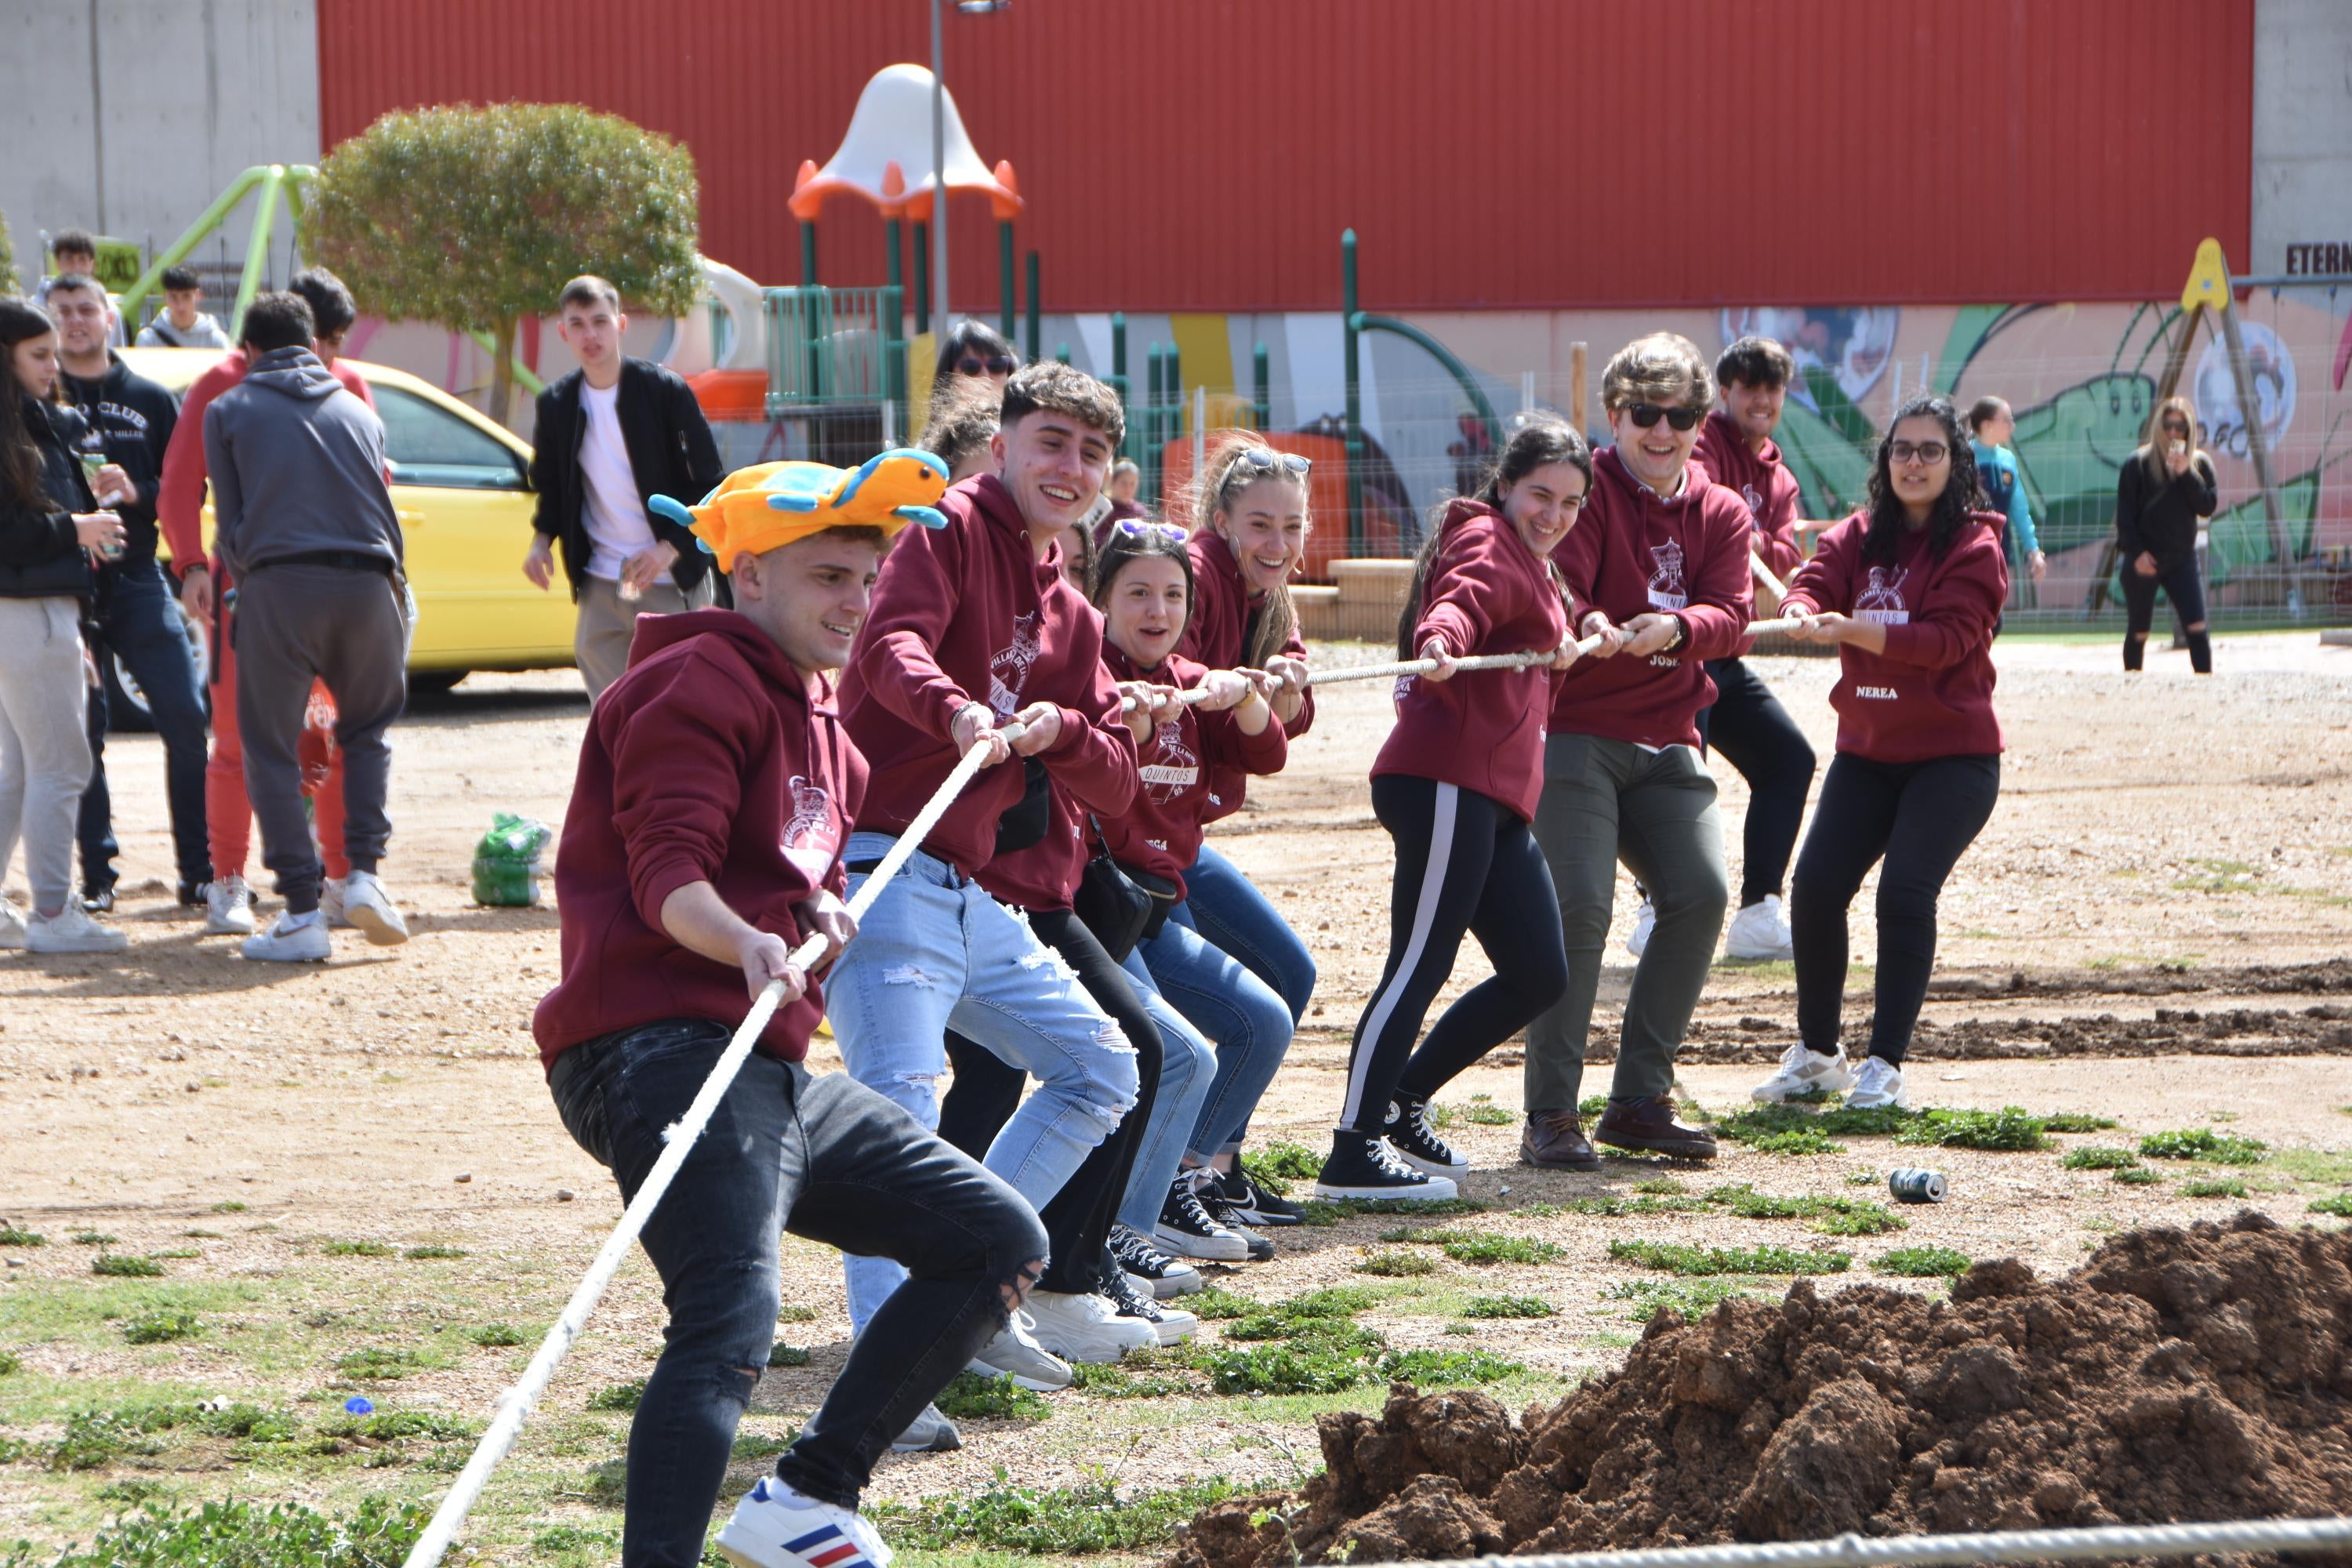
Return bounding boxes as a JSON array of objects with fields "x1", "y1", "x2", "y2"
[
  {"x1": 45, "y1": 274, "x2": 212, "y2": 911},
  {"x1": 201, "y1": 292, "x2": 408, "y2": 960},
  {"x1": 0, "y1": 296, "x2": 127, "y2": 953},
  {"x1": 1965, "y1": 396, "x2": 2045, "y2": 598},
  {"x1": 2116, "y1": 395, "x2": 2217, "y2": 674},
  {"x1": 524, "y1": 276, "x2": 723, "y2": 699},
  {"x1": 34, "y1": 230, "x2": 124, "y2": 348},
  {"x1": 934, "y1": 319, "x2": 1018, "y2": 404},
  {"x1": 134, "y1": 267, "x2": 233, "y2": 350}
]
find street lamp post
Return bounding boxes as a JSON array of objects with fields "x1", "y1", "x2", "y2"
[{"x1": 930, "y1": 0, "x2": 1007, "y2": 342}]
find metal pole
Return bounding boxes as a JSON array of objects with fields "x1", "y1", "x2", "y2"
[
  {"x1": 1145, "y1": 343, "x2": 1165, "y2": 511},
  {"x1": 1024, "y1": 250, "x2": 1040, "y2": 364},
  {"x1": 1342, "y1": 227, "x2": 1363, "y2": 557},
  {"x1": 884, "y1": 217, "x2": 903, "y2": 298},
  {"x1": 799, "y1": 220, "x2": 818, "y2": 288},
  {"x1": 998, "y1": 220, "x2": 1015, "y2": 339},
  {"x1": 1110, "y1": 311, "x2": 1129, "y2": 454},
  {"x1": 930, "y1": 0, "x2": 949, "y2": 336},
  {"x1": 912, "y1": 223, "x2": 930, "y2": 336},
  {"x1": 230, "y1": 165, "x2": 286, "y2": 338}
]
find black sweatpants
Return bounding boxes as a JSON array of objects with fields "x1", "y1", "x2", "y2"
[
  {"x1": 1338, "y1": 775, "x2": 1569, "y2": 1133},
  {"x1": 2120, "y1": 554, "x2": 2211, "y2": 673},
  {"x1": 1696, "y1": 656, "x2": 1817, "y2": 908},
  {"x1": 935, "y1": 907, "x2": 1159, "y2": 1295},
  {"x1": 1790, "y1": 753, "x2": 2001, "y2": 1065}
]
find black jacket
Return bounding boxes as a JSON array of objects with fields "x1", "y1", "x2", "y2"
[
  {"x1": 60, "y1": 350, "x2": 179, "y2": 568},
  {"x1": 0, "y1": 394, "x2": 99, "y2": 603},
  {"x1": 528, "y1": 358, "x2": 722, "y2": 599},
  {"x1": 2114, "y1": 448, "x2": 2218, "y2": 569}
]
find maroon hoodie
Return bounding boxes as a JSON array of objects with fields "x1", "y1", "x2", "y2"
[
  {"x1": 1548, "y1": 447, "x2": 1755, "y2": 750},
  {"x1": 1178, "y1": 529, "x2": 1313, "y2": 824},
  {"x1": 533, "y1": 610, "x2": 862, "y2": 1069},
  {"x1": 975, "y1": 781, "x2": 1089, "y2": 915},
  {"x1": 1372, "y1": 499, "x2": 1568, "y2": 822},
  {"x1": 1098, "y1": 647, "x2": 1289, "y2": 895},
  {"x1": 1691, "y1": 409, "x2": 1805, "y2": 583},
  {"x1": 1778, "y1": 510, "x2": 2009, "y2": 764},
  {"x1": 840, "y1": 473, "x2": 1138, "y2": 877}
]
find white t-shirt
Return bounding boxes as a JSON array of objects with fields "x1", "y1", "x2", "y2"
[{"x1": 578, "y1": 380, "x2": 669, "y2": 583}]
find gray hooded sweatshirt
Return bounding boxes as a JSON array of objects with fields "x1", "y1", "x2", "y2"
[
  {"x1": 202, "y1": 346, "x2": 402, "y2": 578},
  {"x1": 136, "y1": 311, "x2": 234, "y2": 350}
]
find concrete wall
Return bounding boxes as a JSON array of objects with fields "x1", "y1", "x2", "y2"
[
  {"x1": 2252, "y1": 0, "x2": 2352, "y2": 277},
  {"x1": 0, "y1": 0, "x2": 319, "y2": 295}
]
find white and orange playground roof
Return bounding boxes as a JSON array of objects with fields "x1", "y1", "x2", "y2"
[{"x1": 787, "y1": 63, "x2": 1023, "y2": 224}]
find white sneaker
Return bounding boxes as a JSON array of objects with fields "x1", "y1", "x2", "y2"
[
  {"x1": 1624, "y1": 898, "x2": 1655, "y2": 958},
  {"x1": 26, "y1": 904, "x2": 129, "y2": 954},
  {"x1": 1723, "y1": 894, "x2": 1795, "y2": 960},
  {"x1": 1750, "y1": 1041, "x2": 1855, "y2": 1103},
  {"x1": 0, "y1": 900, "x2": 25, "y2": 950},
  {"x1": 317, "y1": 877, "x2": 354, "y2": 931},
  {"x1": 889, "y1": 1402, "x2": 960, "y2": 1454},
  {"x1": 1846, "y1": 1056, "x2": 1911, "y2": 1110},
  {"x1": 965, "y1": 1309, "x2": 1071, "y2": 1391},
  {"x1": 202, "y1": 876, "x2": 257, "y2": 936},
  {"x1": 717, "y1": 1475, "x2": 894, "y2": 1568},
  {"x1": 242, "y1": 910, "x2": 331, "y2": 963},
  {"x1": 338, "y1": 870, "x2": 408, "y2": 947},
  {"x1": 1022, "y1": 1288, "x2": 1156, "y2": 1365}
]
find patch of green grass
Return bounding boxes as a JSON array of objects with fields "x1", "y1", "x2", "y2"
[
  {"x1": 1382, "y1": 1347, "x2": 1525, "y2": 1385},
  {"x1": 2270, "y1": 1147, "x2": 2352, "y2": 1185},
  {"x1": 775, "y1": 1303, "x2": 818, "y2": 1323},
  {"x1": 1456, "y1": 1103, "x2": 1514, "y2": 1125},
  {"x1": 767, "y1": 1344, "x2": 810, "y2": 1367},
  {"x1": 1878, "y1": 1246, "x2": 1972, "y2": 1278},
  {"x1": 1354, "y1": 1249, "x2": 1438, "y2": 1277},
  {"x1": 586, "y1": 1381, "x2": 644, "y2": 1412},
  {"x1": 1255, "y1": 1141, "x2": 1325, "y2": 1182},
  {"x1": 1302, "y1": 1196, "x2": 1492, "y2": 1226},
  {"x1": 2309, "y1": 1192, "x2": 2352, "y2": 1218},
  {"x1": 2172, "y1": 858, "x2": 2259, "y2": 894},
  {"x1": 2182, "y1": 1177, "x2": 2249, "y2": 1199},
  {"x1": 318, "y1": 1408, "x2": 477, "y2": 1443},
  {"x1": 1067, "y1": 1360, "x2": 1195, "y2": 1398},
  {"x1": 2139, "y1": 1128, "x2": 2269, "y2": 1163},
  {"x1": 335, "y1": 1347, "x2": 430, "y2": 1381},
  {"x1": 147, "y1": 1247, "x2": 201, "y2": 1261},
  {"x1": 1577, "y1": 1094, "x2": 1610, "y2": 1120},
  {"x1": 209, "y1": 1200, "x2": 248, "y2": 1214},
  {"x1": 1608, "y1": 1240, "x2": 1849, "y2": 1276},
  {"x1": 1697, "y1": 1184, "x2": 1904, "y2": 1235},
  {"x1": 1461, "y1": 1294, "x2": 1553, "y2": 1319},
  {"x1": 91, "y1": 1254, "x2": 164, "y2": 1277},
  {"x1": 872, "y1": 1476, "x2": 1238, "y2": 1555},
  {"x1": 1185, "y1": 1287, "x2": 1258, "y2": 1320},
  {"x1": 934, "y1": 1370, "x2": 1051, "y2": 1421},
  {"x1": 0, "y1": 1226, "x2": 46, "y2": 1247},
  {"x1": 1809, "y1": 1200, "x2": 1907, "y2": 1236},
  {"x1": 730, "y1": 1428, "x2": 794, "y2": 1460},
  {"x1": 467, "y1": 1322, "x2": 527, "y2": 1347},
  {"x1": 535, "y1": 1524, "x2": 621, "y2": 1555},
  {"x1": 1600, "y1": 1279, "x2": 1754, "y2": 1323},
  {"x1": 321, "y1": 1239, "x2": 396, "y2": 1258},
  {"x1": 0, "y1": 1350, "x2": 20, "y2": 1376},
  {"x1": 181, "y1": 1229, "x2": 222, "y2": 1240},
  {"x1": 2112, "y1": 1166, "x2": 2165, "y2": 1185},
  {"x1": 401, "y1": 1245, "x2": 467, "y2": 1261},
  {"x1": 120, "y1": 1309, "x2": 202, "y2": 1345},
  {"x1": 2044, "y1": 1112, "x2": 2122, "y2": 1133},
  {"x1": 1895, "y1": 1106, "x2": 2049, "y2": 1152},
  {"x1": 1749, "y1": 1128, "x2": 1840, "y2": 1156},
  {"x1": 1279, "y1": 1285, "x2": 1382, "y2": 1318},
  {"x1": 71, "y1": 1231, "x2": 119, "y2": 1246},
  {"x1": 2063, "y1": 1145, "x2": 2143, "y2": 1171},
  {"x1": 1371, "y1": 1226, "x2": 1563, "y2": 1265},
  {"x1": 7, "y1": 1495, "x2": 430, "y2": 1566},
  {"x1": 1634, "y1": 1175, "x2": 1687, "y2": 1194}
]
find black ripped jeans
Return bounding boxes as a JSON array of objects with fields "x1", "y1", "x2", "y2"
[{"x1": 550, "y1": 1018, "x2": 1045, "y2": 1568}]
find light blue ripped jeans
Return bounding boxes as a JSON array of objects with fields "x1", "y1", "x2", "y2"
[
  {"x1": 829, "y1": 833, "x2": 1141, "y2": 1332},
  {"x1": 1111, "y1": 948, "x2": 1215, "y2": 1237}
]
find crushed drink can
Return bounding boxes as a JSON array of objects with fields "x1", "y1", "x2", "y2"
[{"x1": 1889, "y1": 1167, "x2": 1947, "y2": 1203}]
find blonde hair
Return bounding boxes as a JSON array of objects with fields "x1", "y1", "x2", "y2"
[
  {"x1": 1600, "y1": 332, "x2": 1713, "y2": 412},
  {"x1": 1186, "y1": 429, "x2": 1312, "y2": 668},
  {"x1": 2141, "y1": 395, "x2": 2203, "y2": 481}
]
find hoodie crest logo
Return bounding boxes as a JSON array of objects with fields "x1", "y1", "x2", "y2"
[
  {"x1": 1856, "y1": 565, "x2": 1911, "y2": 624},
  {"x1": 1137, "y1": 717, "x2": 1200, "y2": 804},
  {"x1": 780, "y1": 774, "x2": 837, "y2": 877},
  {"x1": 1646, "y1": 539, "x2": 1687, "y2": 610},
  {"x1": 988, "y1": 612, "x2": 1044, "y2": 717}
]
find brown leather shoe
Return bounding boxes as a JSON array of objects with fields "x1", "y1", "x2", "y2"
[
  {"x1": 1520, "y1": 1110, "x2": 1602, "y2": 1171},
  {"x1": 1593, "y1": 1096, "x2": 1718, "y2": 1160}
]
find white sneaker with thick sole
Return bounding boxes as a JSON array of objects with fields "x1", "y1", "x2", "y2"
[
  {"x1": 1022, "y1": 1289, "x2": 1155, "y2": 1365},
  {"x1": 242, "y1": 910, "x2": 331, "y2": 963},
  {"x1": 0, "y1": 900, "x2": 25, "y2": 949},
  {"x1": 203, "y1": 876, "x2": 257, "y2": 936},
  {"x1": 317, "y1": 877, "x2": 354, "y2": 931},
  {"x1": 717, "y1": 1475, "x2": 894, "y2": 1568},
  {"x1": 1846, "y1": 1056, "x2": 1911, "y2": 1110},
  {"x1": 1750, "y1": 1041, "x2": 1856, "y2": 1103},
  {"x1": 26, "y1": 904, "x2": 129, "y2": 954},
  {"x1": 1624, "y1": 898, "x2": 1655, "y2": 958},
  {"x1": 338, "y1": 870, "x2": 408, "y2": 946},
  {"x1": 890, "y1": 1402, "x2": 960, "y2": 1454},
  {"x1": 965, "y1": 1309, "x2": 1071, "y2": 1392},
  {"x1": 1723, "y1": 894, "x2": 1795, "y2": 960}
]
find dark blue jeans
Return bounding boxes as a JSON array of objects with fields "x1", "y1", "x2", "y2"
[
  {"x1": 78, "y1": 560, "x2": 210, "y2": 891},
  {"x1": 1173, "y1": 842, "x2": 1317, "y2": 1149},
  {"x1": 549, "y1": 1019, "x2": 1046, "y2": 1568}
]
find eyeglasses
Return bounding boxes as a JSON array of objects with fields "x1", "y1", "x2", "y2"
[
  {"x1": 1231, "y1": 448, "x2": 1312, "y2": 477},
  {"x1": 956, "y1": 355, "x2": 1016, "y2": 377},
  {"x1": 1624, "y1": 404, "x2": 1702, "y2": 432},
  {"x1": 2161, "y1": 420, "x2": 2190, "y2": 436},
  {"x1": 1888, "y1": 440, "x2": 1949, "y2": 466},
  {"x1": 1114, "y1": 520, "x2": 1190, "y2": 543}
]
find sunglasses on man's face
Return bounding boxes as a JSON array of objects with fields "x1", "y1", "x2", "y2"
[
  {"x1": 1232, "y1": 448, "x2": 1312, "y2": 477},
  {"x1": 958, "y1": 355, "x2": 1016, "y2": 377},
  {"x1": 1625, "y1": 403, "x2": 1702, "y2": 432}
]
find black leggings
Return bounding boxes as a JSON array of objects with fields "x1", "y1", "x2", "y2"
[
  {"x1": 2121, "y1": 555, "x2": 2211, "y2": 673},
  {"x1": 1697, "y1": 656, "x2": 1817, "y2": 907},
  {"x1": 935, "y1": 907, "x2": 1159, "y2": 1295},
  {"x1": 1338, "y1": 775, "x2": 1569, "y2": 1133},
  {"x1": 1790, "y1": 753, "x2": 2000, "y2": 1065}
]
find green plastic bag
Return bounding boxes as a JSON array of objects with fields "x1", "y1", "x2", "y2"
[{"x1": 472, "y1": 813, "x2": 554, "y2": 907}]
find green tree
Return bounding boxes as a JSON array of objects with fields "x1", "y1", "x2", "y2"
[
  {"x1": 0, "y1": 205, "x2": 15, "y2": 295},
  {"x1": 304, "y1": 103, "x2": 700, "y2": 426}
]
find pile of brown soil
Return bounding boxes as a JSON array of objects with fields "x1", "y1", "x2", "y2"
[{"x1": 1170, "y1": 1215, "x2": 2352, "y2": 1566}]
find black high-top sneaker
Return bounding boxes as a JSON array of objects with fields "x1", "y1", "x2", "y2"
[
  {"x1": 1383, "y1": 1094, "x2": 1470, "y2": 1178},
  {"x1": 1312, "y1": 1130, "x2": 1461, "y2": 1202},
  {"x1": 1216, "y1": 1161, "x2": 1305, "y2": 1227},
  {"x1": 1152, "y1": 1171, "x2": 1249, "y2": 1261}
]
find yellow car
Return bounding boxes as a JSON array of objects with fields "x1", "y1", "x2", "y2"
[{"x1": 123, "y1": 347, "x2": 575, "y2": 702}]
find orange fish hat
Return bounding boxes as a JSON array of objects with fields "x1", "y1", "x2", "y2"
[{"x1": 648, "y1": 448, "x2": 952, "y2": 572}]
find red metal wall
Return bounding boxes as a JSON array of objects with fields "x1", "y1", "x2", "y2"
[{"x1": 316, "y1": 0, "x2": 2252, "y2": 312}]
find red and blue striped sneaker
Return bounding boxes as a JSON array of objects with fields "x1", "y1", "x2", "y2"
[{"x1": 717, "y1": 1475, "x2": 895, "y2": 1568}]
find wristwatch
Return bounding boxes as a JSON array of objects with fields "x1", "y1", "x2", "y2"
[{"x1": 1662, "y1": 615, "x2": 1686, "y2": 652}]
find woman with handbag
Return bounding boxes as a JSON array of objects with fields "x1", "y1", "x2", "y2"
[{"x1": 1085, "y1": 521, "x2": 1298, "y2": 1266}]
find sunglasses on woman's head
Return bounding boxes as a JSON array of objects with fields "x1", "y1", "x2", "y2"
[
  {"x1": 1625, "y1": 403, "x2": 1702, "y2": 431},
  {"x1": 1232, "y1": 448, "x2": 1312, "y2": 477},
  {"x1": 958, "y1": 355, "x2": 1016, "y2": 377},
  {"x1": 1114, "y1": 520, "x2": 1189, "y2": 543}
]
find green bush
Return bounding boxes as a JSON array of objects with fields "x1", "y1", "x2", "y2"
[
  {"x1": 4, "y1": 1495, "x2": 428, "y2": 1566},
  {"x1": 2139, "y1": 1128, "x2": 2269, "y2": 1164},
  {"x1": 2062, "y1": 1146, "x2": 2141, "y2": 1171},
  {"x1": 1878, "y1": 1246, "x2": 1972, "y2": 1278},
  {"x1": 0, "y1": 1225, "x2": 46, "y2": 1247},
  {"x1": 768, "y1": 1343, "x2": 811, "y2": 1367},
  {"x1": 1255, "y1": 1142, "x2": 1325, "y2": 1182},
  {"x1": 2112, "y1": 1166, "x2": 2165, "y2": 1185}
]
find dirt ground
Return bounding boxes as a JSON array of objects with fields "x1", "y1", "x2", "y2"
[{"x1": 2, "y1": 630, "x2": 2350, "y2": 1563}]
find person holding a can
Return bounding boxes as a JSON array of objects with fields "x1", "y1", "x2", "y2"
[{"x1": 2116, "y1": 394, "x2": 2218, "y2": 675}]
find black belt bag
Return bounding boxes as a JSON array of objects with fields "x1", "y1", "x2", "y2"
[{"x1": 1073, "y1": 832, "x2": 1179, "y2": 964}]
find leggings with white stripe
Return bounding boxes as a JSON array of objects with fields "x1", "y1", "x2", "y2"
[{"x1": 1338, "y1": 775, "x2": 1570, "y2": 1134}]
